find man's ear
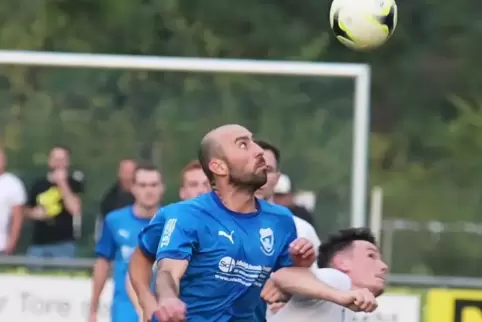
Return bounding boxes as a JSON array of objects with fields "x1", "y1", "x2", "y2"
[
  {"x1": 209, "y1": 158, "x2": 228, "y2": 177},
  {"x1": 332, "y1": 253, "x2": 351, "y2": 274}
]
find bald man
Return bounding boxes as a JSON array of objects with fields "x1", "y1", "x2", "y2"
[
  {"x1": 100, "y1": 159, "x2": 137, "y2": 218},
  {"x1": 129, "y1": 125, "x2": 317, "y2": 322}
]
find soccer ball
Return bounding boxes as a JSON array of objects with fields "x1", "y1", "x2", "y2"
[{"x1": 329, "y1": 0, "x2": 398, "y2": 50}]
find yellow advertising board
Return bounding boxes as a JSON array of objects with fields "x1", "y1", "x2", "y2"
[{"x1": 427, "y1": 289, "x2": 482, "y2": 322}]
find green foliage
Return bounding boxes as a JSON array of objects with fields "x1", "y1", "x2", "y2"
[{"x1": 0, "y1": 0, "x2": 481, "y2": 277}]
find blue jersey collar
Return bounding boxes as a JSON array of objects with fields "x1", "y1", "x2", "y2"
[{"x1": 209, "y1": 191, "x2": 261, "y2": 218}]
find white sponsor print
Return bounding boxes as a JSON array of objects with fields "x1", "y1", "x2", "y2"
[
  {"x1": 215, "y1": 256, "x2": 272, "y2": 287},
  {"x1": 160, "y1": 218, "x2": 177, "y2": 247}
]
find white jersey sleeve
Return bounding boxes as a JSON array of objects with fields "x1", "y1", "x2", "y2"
[
  {"x1": 292, "y1": 268, "x2": 351, "y2": 303},
  {"x1": 292, "y1": 216, "x2": 321, "y2": 270},
  {"x1": 268, "y1": 268, "x2": 354, "y2": 322}
]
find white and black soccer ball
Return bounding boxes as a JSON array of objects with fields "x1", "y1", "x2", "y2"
[{"x1": 329, "y1": 0, "x2": 398, "y2": 50}]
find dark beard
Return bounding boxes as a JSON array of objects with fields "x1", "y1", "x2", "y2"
[{"x1": 229, "y1": 172, "x2": 267, "y2": 193}]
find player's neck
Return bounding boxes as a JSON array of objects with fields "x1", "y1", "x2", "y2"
[
  {"x1": 132, "y1": 203, "x2": 158, "y2": 218},
  {"x1": 216, "y1": 187, "x2": 257, "y2": 213}
]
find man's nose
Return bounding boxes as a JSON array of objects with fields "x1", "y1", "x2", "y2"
[{"x1": 252, "y1": 142, "x2": 265, "y2": 156}]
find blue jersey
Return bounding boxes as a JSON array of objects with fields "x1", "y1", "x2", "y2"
[
  {"x1": 138, "y1": 208, "x2": 165, "y2": 261},
  {"x1": 149, "y1": 192, "x2": 297, "y2": 322},
  {"x1": 138, "y1": 208, "x2": 166, "y2": 293},
  {"x1": 95, "y1": 206, "x2": 151, "y2": 322},
  {"x1": 253, "y1": 301, "x2": 268, "y2": 322}
]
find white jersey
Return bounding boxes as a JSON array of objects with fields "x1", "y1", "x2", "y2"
[
  {"x1": 268, "y1": 268, "x2": 355, "y2": 322},
  {"x1": 292, "y1": 216, "x2": 321, "y2": 270},
  {"x1": 0, "y1": 172, "x2": 26, "y2": 251}
]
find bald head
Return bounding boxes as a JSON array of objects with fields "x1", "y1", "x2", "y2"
[
  {"x1": 199, "y1": 125, "x2": 243, "y2": 182},
  {"x1": 198, "y1": 124, "x2": 267, "y2": 190},
  {"x1": 118, "y1": 159, "x2": 136, "y2": 190}
]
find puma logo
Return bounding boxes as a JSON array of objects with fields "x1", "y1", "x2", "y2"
[{"x1": 218, "y1": 230, "x2": 234, "y2": 244}]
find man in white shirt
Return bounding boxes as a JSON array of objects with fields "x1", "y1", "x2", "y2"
[
  {"x1": 255, "y1": 143, "x2": 321, "y2": 258},
  {"x1": 253, "y1": 140, "x2": 322, "y2": 321},
  {"x1": 0, "y1": 147, "x2": 26, "y2": 254},
  {"x1": 267, "y1": 228, "x2": 387, "y2": 321}
]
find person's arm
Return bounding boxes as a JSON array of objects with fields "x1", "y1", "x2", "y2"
[
  {"x1": 4, "y1": 177, "x2": 27, "y2": 254},
  {"x1": 274, "y1": 215, "x2": 302, "y2": 270},
  {"x1": 307, "y1": 224, "x2": 321, "y2": 269},
  {"x1": 270, "y1": 267, "x2": 379, "y2": 314},
  {"x1": 24, "y1": 181, "x2": 48, "y2": 220},
  {"x1": 271, "y1": 267, "x2": 342, "y2": 302},
  {"x1": 129, "y1": 210, "x2": 164, "y2": 318},
  {"x1": 128, "y1": 248, "x2": 156, "y2": 319},
  {"x1": 155, "y1": 210, "x2": 199, "y2": 300},
  {"x1": 261, "y1": 214, "x2": 299, "y2": 305},
  {"x1": 126, "y1": 273, "x2": 143, "y2": 321},
  {"x1": 90, "y1": 258, "x2": 111, "y2": 317},
  {"x1": 156, "y1": 258, "x2": 189, "y2": 299},
  {"x1": 56, "y1": 170, "x2": 84, "y2": 216},
  {"x1": 89, "y1": 216, "x2": 116, "y2": 320}
]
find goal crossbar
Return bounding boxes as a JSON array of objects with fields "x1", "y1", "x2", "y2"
[{"x1": 0, "y1": 50, "x2": 370, "y2": 227}]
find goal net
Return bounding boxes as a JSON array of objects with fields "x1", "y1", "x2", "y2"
[{"x1": 0, "y1": 50, "x2": 371, "y2": 247}]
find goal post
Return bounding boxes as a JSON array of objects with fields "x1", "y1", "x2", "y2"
[{"x1": 0, "y1": 50, "x2": 371, "y2": 228}]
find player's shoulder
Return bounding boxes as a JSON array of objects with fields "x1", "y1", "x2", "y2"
[
  {"x1": 312, "y1": 268, "x2": 352, "y2": 291},
  {"x1": 259, "y1": 200, "x2": 295, "y2": 225},
  {"x1": 260, "y1": 199, "x2": 293, "y2": 217},
  {"x1": 161, "y1": 193, "x2": 212, "y2": 219},
  {"x1": 105, "y1": 206, "x2": 132, "y2": 224}
]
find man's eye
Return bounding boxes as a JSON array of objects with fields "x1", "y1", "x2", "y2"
[{"x1": 239, "y1": 142, "x2": 247, "y2": 149}]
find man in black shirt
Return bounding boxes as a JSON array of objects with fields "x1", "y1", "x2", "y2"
[
  {"x1": 99, "y1": 159, "x2": 136, "y2": 218},
  {"x1": 26, "y1": 145, "x2": 84, "y2": 258},
  {"x1": 94, "y1": 159, "x2": 136, "y2": 241}
]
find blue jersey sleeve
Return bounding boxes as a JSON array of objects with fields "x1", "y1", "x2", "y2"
[
  {"x1": 274, "y1": 216, "x2": 298, "y2": 270},
  {"x1": 95, "y1": 216, "x2": 116, "y2": 260},
  {"x1": 138, "y1": 209, "x2": 165, "y2": 261},
  {"x1": 156, "y1": 204, "x2": 200, "y2": 262}
]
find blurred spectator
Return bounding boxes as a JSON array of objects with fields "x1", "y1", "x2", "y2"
[
  {"x1": 126, "y1": 160, "x2": 209, "y2": 318},
  {"x1": 274, "y1": 173, "x2": 316, "y2": 227},
  {"x1": 99, "y1": 159, "x2": 136, "y2": 218},
  {"x1": 25, "y1": 145, "x2": 84, "y2": 258},
  {"x1": 0, "y1": 146, "x2": 26, "y2": 255},
  {"x1": 179, "y1": 160, "x2": 211, "y2": 200},
  {"x1": 90, "y1": 163, "x2": 164, "y2": 322}
]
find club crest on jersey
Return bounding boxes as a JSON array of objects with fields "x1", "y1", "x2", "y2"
[{"x1": 259, "y1": 228, "x2": 274, "y2": 256}]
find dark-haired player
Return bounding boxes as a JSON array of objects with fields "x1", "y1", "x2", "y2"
[
  {"x1": 252, "y1": 139, "x2": 321, "y2": 321},
  {"x1": 267, "y1": 228, "x2": 386, "y2": 321}
]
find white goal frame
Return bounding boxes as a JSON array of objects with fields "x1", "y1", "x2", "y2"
[{"x1": 0, "y1": 50, "x2": 371, "y2": 228}]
